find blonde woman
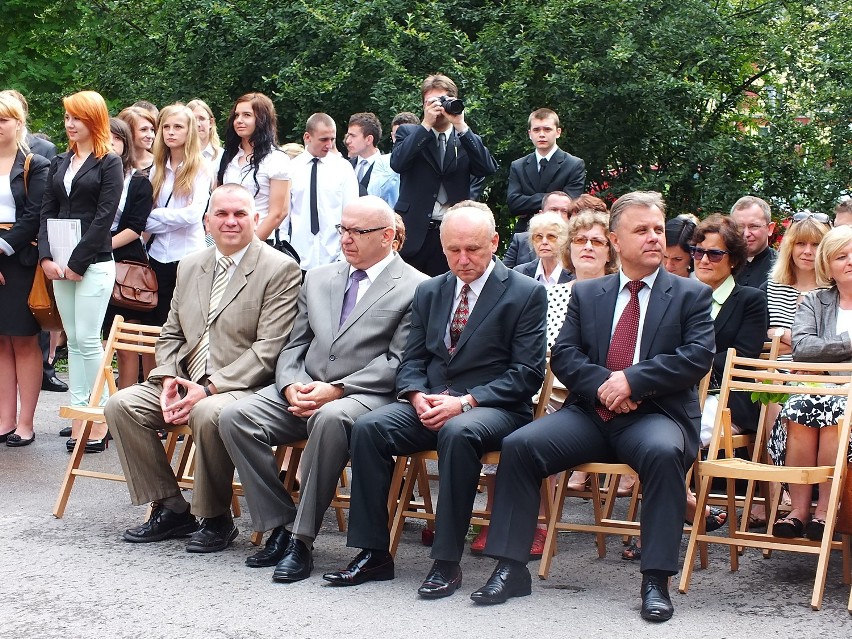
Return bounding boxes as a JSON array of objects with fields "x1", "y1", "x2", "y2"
[{"x1": 187, "y1": 98, "x2": 223, "y2": 166}]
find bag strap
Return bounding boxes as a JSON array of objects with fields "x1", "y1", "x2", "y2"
[{"x1": 23, "y1": 153, "x2": 33, "y2": 197}]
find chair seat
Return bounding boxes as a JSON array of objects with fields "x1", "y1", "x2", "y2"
[
  {"x1": 700, "y1": 458, "x2": 835, "y2": 484},
  {"x1": 58, "y1": 406, "x2": 106, "y2": 422}
]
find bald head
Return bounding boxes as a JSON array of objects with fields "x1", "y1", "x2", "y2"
[
  {"x1": 440, "y1": 203, "x2": 499, "y2": 283},
  {"x1": 339, "y1": 196, "x2": 396, "y2": 270}
]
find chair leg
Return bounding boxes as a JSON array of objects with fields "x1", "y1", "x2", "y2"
[
  {"x1": 53, "y1": 419, "x2": 96, "y2": 518},
  {"x1": 679, "y1": 474, "x2": 713, "y2": 593},
  {"x1": 389, "y1": 456, "x2": 419, "y2": 556},
  {"x1": 539, "y1": 471, "x2": 569, "y2": 580}
]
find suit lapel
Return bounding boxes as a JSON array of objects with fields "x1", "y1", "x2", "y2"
[
  {"x1": 540, "y1": 149, "x2": 565, "y2": 188},
  {"x1": 328, "y1": 261, "x2": 350, "y2": 336},
  {"x1": 195, "y1": 248, "x2": 217, "y2": 325},
  {"x1": 433, "y1": 274, "x2": 457, "y2": 359},
  {"x1": 639, "y1": 269, "x2": 674, "y2": 360},
  {"x1": 209, "y1": 241, "x2": 258, "y2": 323},
  {"x1": 523, "y1": 154, "x2": 539, "y2": 190},
  {"x1": 70, "y1": 154, "x2": 98, "y2": 192},
  {"x1": 442, "y1": 130, "x2": 459, "y2": 172},
  {"x1": 454, "y1": 260, "x2": 506, "y2": 354},
  {"x1": 10, "y1": 151, "x2": 24, "y2": 183},
  {"x1": 595, "y1": 275, "x2": 621, "y2": 363}
]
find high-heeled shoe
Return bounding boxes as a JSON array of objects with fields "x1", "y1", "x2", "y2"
[
  {"x1": 566, "y1": 471, "x2": 591, "y2": 492},
  {"x1": 85, "y1": 437, "x2": 109, "y2": 453}
]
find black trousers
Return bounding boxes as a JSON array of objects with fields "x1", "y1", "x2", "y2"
[
  {"x1": 484, "y1": 404, "x2": 692, "y2": 575},
  {"x1": 403, "y1": 227, "x2": 449, "y2": 277}
]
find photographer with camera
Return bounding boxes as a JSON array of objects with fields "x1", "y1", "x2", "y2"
[{"x1": 390, "y1": 74, "x2": 498, "y2": 276}]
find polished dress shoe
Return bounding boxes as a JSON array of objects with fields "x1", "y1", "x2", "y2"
[
  {"x1": 418, "y1": 560, "x2": 462, "y2": 599},
  {"x1": 272, "y1": 538, "x2": 313, "y2": 583},
  {"x1": 470, "y1": 560, "x2": 532, "y2": 605},
  {"x1": 123, "y1": 504, "x2": 198, "y2": 543},
  {"x1": 42, "y1": 374, "x2": 68, "y2": 393},
  {"x1": 245, "y1": 525, "x2": 292, "y2": 568},
  {"x1": 186, "y1": 513, "x2": 238, "y2": 553},
  {"x1": 6, "y1": 432, "x2": 35, "y2": 447},
  {"x1": 59, "y1": 426, "x2": 72, "y2": 437},
  {"x1": 640, "y1": 574, "x2": 674, "y2": 622},
  {"x1": 322, "y1": 549, "x2": 394, "y2": 586}
]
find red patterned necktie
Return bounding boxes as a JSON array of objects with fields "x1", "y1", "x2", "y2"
[
  {"x1": 449, "y1": 283, "x2": 470, "y2": 355},
  {"x1": 596, "y1": 280, "x2": 644, "y2": 421}
]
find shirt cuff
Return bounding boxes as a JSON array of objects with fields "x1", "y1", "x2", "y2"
[{"x1": 0, "y1": 238, "x2": 14, "y2": 255}]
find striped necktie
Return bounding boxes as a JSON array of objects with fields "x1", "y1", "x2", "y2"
[{"x1": 186, "y1": 255, "x2": 234, "y2": 382}]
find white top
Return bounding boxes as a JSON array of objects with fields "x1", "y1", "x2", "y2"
[
  {"x1": 202, "y1": 144, "x2": 224, "y2": 167},
  {"x1": 0, "y1": 175, "x2": 15, "y2": 224},
  {"x1": 145, "y1": 160, "x2": 212, "y2": 263},
  {"x1": 837, "y1": 308, "x2": 852, "y2": 340},
  {"x1": 346, "y1": 251, "x2": 395, "y2": 304},
  {"x1": 612, "y1": 269, "x2": 659, "y2": 365},
  {"x1": 288, "y1": 151, "x2": 359, "y2": 271},
  {"x1": 534, "y1": 260, "x2": 564, "y2": 287},
  {"x1": 110, "y1": 173, "x2": 134, "y2": 232},
  {"x1": 535, "y1": 145, "x2": 559, "y2": 165},
  {"x1": 444, "y1": 259, "x2": 496, "y2": 349},
  {"x1": 222, "y1": 147, "x2": 290, "y2": 222},
  {"x1": 63, "y1": 154, "x2": 84, "y2": 195}
]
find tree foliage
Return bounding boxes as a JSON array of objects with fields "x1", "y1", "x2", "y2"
[{"x1": 4, "y1": 0, "x2": 852, "y2": 226}]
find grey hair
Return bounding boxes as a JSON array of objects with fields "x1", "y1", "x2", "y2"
[
  {"x1": 610, "y1": 191, "x2": 665, "y2": 231},
  {"x1": 730, "y1": 195, "x2": 771, "y2": 223}
]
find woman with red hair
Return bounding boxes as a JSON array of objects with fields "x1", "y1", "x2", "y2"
[{"x1": 39, "y1": 90, "x2": 123, "y2": 452}]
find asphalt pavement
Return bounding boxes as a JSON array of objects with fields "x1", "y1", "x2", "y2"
[{"x1": 2, "y1": 380, "x2": 852, "y2": 638}]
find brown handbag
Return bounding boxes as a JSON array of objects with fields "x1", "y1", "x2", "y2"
[
  {"x1": 112, "y1": 260, "x2": 158, "y2": 311},
  {"x1": 28, "y1": 263, "x2": 63, "y2": 331}
]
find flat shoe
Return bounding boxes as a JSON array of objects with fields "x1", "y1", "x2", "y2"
[
  {"x1": 59, "y1": 426, "x2": 72, "y2": 437},
  {"x1": 805, "y1": 518, "x2": 826, "y2": 542},
  {"x1": 0, "y1": 429, "x2": 15, "y2": 443},
  {"x1": 772, "y1": 516, "x2": 804, "y2": 538},
  {"x1": 6, "y1": 432, "x2": 35, "y2": 447},
  {"x1": 747, "y1": 512, "x2": 767, "y2": 529}
]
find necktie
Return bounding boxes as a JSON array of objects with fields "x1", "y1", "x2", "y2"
[
  {"x1": 438, "y1": 132, "x2": 447, "y2": 167},
  {"x1": 539, "y1": 157, "x2": 548, "y2": 173},
  {"x1": 356, "y1": 158, "x2": 369, "y2": 181},
  {"x1": 186, "y1": 256, "x2": 234, "y2": 382},
  {"x1": 449, "y1": 284, "x2": 470, "y2": 354},
  {"x1": 596, "y1": 280, "x2": 644, "y2": 422},
  {"x1": 310, "y1": 157, "x2": 320, "y2": 235},
  {"x1": 339, "y1": 269, "x2": 368, "y2": 327}
]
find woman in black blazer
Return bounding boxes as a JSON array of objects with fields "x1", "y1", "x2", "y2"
[
  {"x1": 0, "y1": 93, "x2": 50, "y2": 447},
  {"x1": 102, "y1": 117, "x2": 154, "y2": 389},
  {"x1": 39, "y1": 91, "x2": 123, "y2": 452}
]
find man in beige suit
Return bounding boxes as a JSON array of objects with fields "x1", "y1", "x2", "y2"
[
  {"x1": 218, "y1": 195, "x2": 427, "y2": 582},
  {"x1": 106, "y1": 184, "x2": 301, "y2": 553}
]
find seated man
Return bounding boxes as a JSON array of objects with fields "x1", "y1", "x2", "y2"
[
  {"x1": 323, "y1": 201, "x2": 547, "y2": 599},
  {"x1": 106, "y1": 184, "x2": 301, "y2": 552},
  {"x1": 469, "y1": 191, "x2": 714, "y2": 622},
  {"x1": 218, "y1": 196, "x2": 427, "y2": 581}
]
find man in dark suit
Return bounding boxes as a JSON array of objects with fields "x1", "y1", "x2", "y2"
[
  {"x1": 470, "y1": 191, "x2": 714, "y2": 622},
  {"x1": 391, "y1": 74, "x2": 499, "y2": 277},
  {"x1": 502, "y1": 191, "x2": 572, "y2": 268},
  {"x1": 344, "y1": 112, "x2": 399, "y2": 208},
  {"x1": 730, "y1": 195, "x2": 777, "y2": 288},
  {"x1": 323, "y1": 201, "x2": 547, "y2": 598},
  {"x1": 507, "y1": 108, "x2": 585, "y2": 232}
]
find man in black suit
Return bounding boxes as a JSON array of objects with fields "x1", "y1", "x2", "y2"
[
  {"x1": 502, "y1": 190, "x2": 573, "y2": 268},
  {"x1": 391, "y1": 74, "x2": 499, "y2": 276},
  {"x1": 470, "y1": 191, "x2": 714, "y2": 622},
  {"x1": 507, "y1": 108, "x2": 585, "y2": 232},
  {"x1": 730, "y1": 195, "x2": 777, "y2": 288},
  {"x1": 323, "y1": 201, "x2": 547, "y2": 598}
]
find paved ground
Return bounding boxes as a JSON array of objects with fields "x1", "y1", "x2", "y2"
[{"x1": 2, "y1": 381, "x2": 852, "y2": 638}]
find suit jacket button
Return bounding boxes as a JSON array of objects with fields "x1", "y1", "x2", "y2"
[{"x1": 329, "y1": 355, "x2": 336, "y2": 361}]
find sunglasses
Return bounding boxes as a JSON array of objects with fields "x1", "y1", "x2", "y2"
[
  {"x1": 791, "y1": 211, "x2": 832, "y2": 226},
  {"x1": 571, "y1": 236, "x2": 609, "y2": 248},
  {"x1": 689, "y1": 246, "x2": 731, "y2": 263}
]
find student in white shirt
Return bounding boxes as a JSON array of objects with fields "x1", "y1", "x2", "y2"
[
  {"x1": 217, "y1": 93, "x2": 290, "y2": 244},
  {"x1": 146, "y1": 104, "x2": 211, "y2": 325},
  {"x1": 188, "y1": 98, "x2": 224, "y2": 168}
]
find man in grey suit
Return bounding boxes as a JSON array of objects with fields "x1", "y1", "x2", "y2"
[
  {"x1": 106, "y1": 184, "x2": 301, "y2": 553},
  {"x1": 218, "y1": 196, "x2": 427, "y2": 581},
  {"x1": 323, "y1": 201, "x2": 547, "y2": 599}
]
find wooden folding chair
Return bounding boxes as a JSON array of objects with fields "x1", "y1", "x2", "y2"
[{"x1": 679, "y1": 349, "x2": 852, "y2": 610}]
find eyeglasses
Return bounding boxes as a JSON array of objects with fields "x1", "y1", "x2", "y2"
[
  {"x1": 532, "y1": 233, "x2": 560, "y2": 243},
  {"x1": 689, "y1": 246, "x2": 731, "y2": 263},
  {"x1": 335, "y1": 224, "x2": 388, "y2": 237},
  {"x1": 743, "y1": 223, "x2": 768, "y2": 233},
  {"x1": 571, "y1": 236, "x2": 608, "y2": 248},
  {"x1": 791, "y1": 211, "x2": 831, "y2": 226}
]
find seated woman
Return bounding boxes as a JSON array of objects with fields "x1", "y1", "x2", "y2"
[
  {"x1": 513, "y1": 212, "x2": 572, "y2": 286},
  {"x1": 768, "y1": 224, "x2": 852, "y2": 542},
  {"x1": 664, "y1": 216, "x2": 696, "y2": 278}
]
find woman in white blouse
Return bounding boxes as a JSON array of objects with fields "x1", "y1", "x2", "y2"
[
  {"x1": 187, "y1": 98, "x2": 223, "y2": 167},
  {"x1": 146, "y1": 104, "x2": 211, "y2": 325},
  {"x1": 217, "y1": 93, "x2": 290, "y2": 244}
]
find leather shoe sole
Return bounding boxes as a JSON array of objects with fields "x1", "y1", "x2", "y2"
[{"x1": 186, "y1": 525, "x2": 238, "y2": 553}]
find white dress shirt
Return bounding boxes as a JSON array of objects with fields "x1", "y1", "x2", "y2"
[
  {"x1": 444, "y1": 259, "x2": 496, "y2": 349},
  {"x1": 535, "y1": 145, "x2": 559, "y2": 166},
  {"x1": 146, "y1": 160, "x2": 212, "y2": 263},
  {"x1": 222, "y1": 147, "x2": 291, "y2": 223},
  {"x1": 288, "y1": 151, "x2": 359, "y2": 270},
  {"x1": 346, "y1": 250, "x2": 396, "y2": 304},
  {"x1": 534, "y1": 260, "x2": 564, "y2": 287},
  {"x1": 612, "y1": 268, "x2": 659, "y2": 365}
]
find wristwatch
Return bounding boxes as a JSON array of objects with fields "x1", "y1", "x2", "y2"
[{"x1": 460, "y1": 397, "x2": 472, "y2": 413}]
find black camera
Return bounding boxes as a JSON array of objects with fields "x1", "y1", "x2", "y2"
[{"x1": 436, "y1": 95, "x2": 465, "y2": 115}]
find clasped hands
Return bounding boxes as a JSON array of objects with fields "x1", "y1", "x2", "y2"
[
  {"x1": 160, "y1": 376, "x2": 211, "y2": 425},
  {"x1": 41, "y1": 259, "x2": 83, "y2": 281},
  {"x1": 408, "y1": 391, "x2": 473, "y2": 432},
  {"x1": 284, "y1": 381, "x2": 344, "y2": 418},
  {"x1": 597, "y1": 371, "x2": 641, "y2": 415}
]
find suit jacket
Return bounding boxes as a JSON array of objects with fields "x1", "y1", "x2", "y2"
[
  {"x1": 3, "y1": 150, "x2": 50, "y2": 265},
  {"x1": 390, "y1": 124, "x2": 498, "y2": 257},
  {"x1": 793, "y1": 287, "x2": 852, "y2": 372},
  {"x1": 513, "y1": 259, "x2": 574, "y2": 285},
  {"x1": 736, "y1": 245, "x2": 777, "y2": 289},
  {"x1": 38, "y1": 152, "x2": 124, "y2": 274},
  {"x1": 112, "y1": 173, "x2": 153, "y2": 264},
  {"x1": 501, "y1": 232, "x2": 535, "y2": 269},
  {"x1": 551, "y1": 267, "x2": 715, "y2": 457},
  {"x1": 258, "y1": 254, "x2": 428, "y2": 409},
  {"x1": 396, "y1": 258, "x2": 547, "y2": 421},
  {"x1": 150, "y1": 238, "x2": 301, "y2": 393},
  {"x1": 507, "y1": 148, "x2": 586, "y2": 218},
  {"x1": 26, "y1": 134, "x2": 57, "y2": 160},
  {"x1": 712, "y1": 282, "x2": 768, "y2": 429}
]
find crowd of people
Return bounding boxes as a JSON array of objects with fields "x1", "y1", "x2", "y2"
[{"x1": 1, "y1": 71, "x2": 851, "y2": 623}]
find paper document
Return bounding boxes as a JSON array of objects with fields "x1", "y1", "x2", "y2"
[{"x1": 47, "y1": 219, "x2": 82, "y2": 270}]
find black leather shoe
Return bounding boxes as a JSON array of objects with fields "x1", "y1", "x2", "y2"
[
  {"x1": 272, "y1": 538, "x2": 313, "y2": 582},
  {"x1": 59, "y1": 426, "x2": 72, "y2": 437},
  {"x1": 418, "y1": 560, "x2": 462, "y2": 599},
  {"x1": 42, "y1": 374, "x2": 68, "y2": 393},
  {"x1": 470, "y1": 561, "x2": 532, "y2": 605},
  {"x1": 640, "y1": 574, "x2": 674, "y2": 622},
  {"x1": 123, "y1": 504, "x2": 198, "y2": 543},
  {"x1": 186, "y1": 513, "x2": 238, "y2": 553},
  {"x1": 245, "y1": 526, "x2": 292, "y2": 568},
  {"x1": 322, "y1": 549, "x2": 394, "y2": 586}
]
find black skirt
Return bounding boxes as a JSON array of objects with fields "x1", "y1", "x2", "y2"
[{"x1": 0, "y1": 253, "x2": 39, "y2": 336}]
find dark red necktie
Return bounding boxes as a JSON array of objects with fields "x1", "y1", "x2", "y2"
[
  {"x1": 597, "y1": 280, "x2": 644, "y2": 422},
  {"x1": 449, "y1": 284, "x2": 470, "y2": 355}
]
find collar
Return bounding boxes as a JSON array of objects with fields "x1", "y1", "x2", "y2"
[
  {"x1": 535, "y1": 146, "x2": 559, "y2": 163},
  {"x1": 356, "y1": 149, "x2": 380, "y2": 165},
  {"x1": 455, "y1": 258, "x2": 496, "y2": 299},
  {"x1": 215, "y1": 243, "x2": 250, "y2": 268},
  {"x1": 349, "y1": 251, "x2": 395, "y2": 283},
  {"x1": 618, "y1": 267, "x2": 658, "y2": 293},
  {"x1": 747, "y1": 244, "x2": 771, "y2": 263},
  {"x1": 165, "y1": 156, "x2": 184, "y2": 172},
  {"x1": 712, "y1": 275, "x2": 737, "y2": 306},
  {"x1": 534, "y1": 259, "x2": 563, "y2": 285},
  {"x1": 432, "y1": 125, "x2": 453, "y2": 139}
]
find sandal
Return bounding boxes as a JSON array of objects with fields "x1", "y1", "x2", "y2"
[
  {"x1": 805, "y1": 518, "x2": 826, "y2": 542},
  {"x1": 772, "y1": 516, "x2": 804, "y2": 538},
  {"x1": 747, "y1": 511, "x2": 767, "y2": 529},
  {"x1": 704, "y1": 507, "x2": 727, "y2": 532},
  {"x1": 621, "y1": 542, "x2": 641, "y2": 561}
]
